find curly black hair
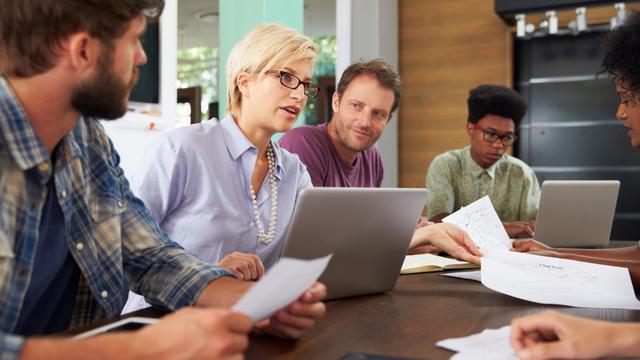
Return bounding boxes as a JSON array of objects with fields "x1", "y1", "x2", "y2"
[
  {"x1": 602, "y1": 10, "x2": 640, "y2": 97},
  {"x1": 467, "y1": 84, "x2": 528, "y2": 126}
]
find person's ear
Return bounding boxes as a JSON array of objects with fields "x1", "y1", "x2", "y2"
[
  {"x1": 236, "y1": 72, "x2": 252, "y2": 98},
  {"x1": 331, "y1": 91, "x2": 341, "y2": 113},
  {"x1": 67, "y1": 33, "x2": 100, "y2": 72},
  {"x1": 466, "y1": 122, "x2": 475, "y2": 138}
]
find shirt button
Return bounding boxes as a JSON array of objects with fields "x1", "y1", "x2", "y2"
[
  {"x1": 60, "y1": 190, "x2": 67, "y2": 198},
  {"x1": 76, "y1": 243, "x2": 84, "y2": 251},
  {"x1": 117, "y1": 201, "x2": 124, "y2": 208},
  {"x1": 250, "y1": 222, "x2": 255, "y2": 228},
  {"x1": 101, "y1": 290, "x2": 109, "y2": 298},
  {"x1": 37, "y1": 163, "x2": 49, "y2": 172}
]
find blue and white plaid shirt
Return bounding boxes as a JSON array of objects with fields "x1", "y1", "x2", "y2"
[{"x1": 0, "y1": 76, "x2": 231, "y2": 359}]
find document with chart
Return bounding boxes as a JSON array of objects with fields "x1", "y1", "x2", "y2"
[
  {"x1": 481, "y1": 251, "x2": 640, "y2": 310},
  {"x1": 442, "y1": 195, "x2": 512, "y2": 252}
]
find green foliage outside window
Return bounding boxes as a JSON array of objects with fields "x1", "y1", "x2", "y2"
[
  {"x1": 177, "y1": 47, "x2": 218, "y2": 121},
  {"x1": 305, "y1": 35, "x2": 336, "y2": 125}
]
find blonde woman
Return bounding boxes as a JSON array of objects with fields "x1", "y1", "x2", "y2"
[{"x1": 123, "y1": 24, "x2": 325, "y2": 338}]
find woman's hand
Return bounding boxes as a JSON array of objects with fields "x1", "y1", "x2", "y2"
[{"x1": 218, "y1": 252, "x2": 266, "y2": 280}]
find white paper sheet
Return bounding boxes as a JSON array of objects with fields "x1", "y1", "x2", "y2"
[
  {"x1": 481, "y1": 251, "x2": 640, "y2": 310},
  {"x1": 437, "y1": 325, "x2": 516, "y2": 359},
  {"x1": 440, "y1": 270, "x2": 481, "y2": 282},
  {"x1": 232, "y1": 255, "x2": 332, "y2": 322},
  {"x1": 442, "y1": 196, "x2": 512, "y2": 252}
]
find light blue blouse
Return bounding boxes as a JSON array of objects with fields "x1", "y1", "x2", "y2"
[{"x1": 123, "y1": 114, "x2": 311, "y2": 312}]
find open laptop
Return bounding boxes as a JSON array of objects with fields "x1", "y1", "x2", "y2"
[
  {"x1": 534, "y1": 180, "x2": 620, "y2": 248},
  {"x1": 280, "y1": 187, "x2": 426, "y2": 300}
]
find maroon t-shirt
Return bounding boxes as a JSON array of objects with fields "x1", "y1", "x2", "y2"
[{"x1": 279, "y1": 123, "x2": 384, "y2": 187}]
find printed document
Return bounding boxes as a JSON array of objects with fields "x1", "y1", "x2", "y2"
[
  {"x1": 442, "y1": 196, "x2": 512, "y2": 252},
  {"x1": 441, "y1": 270, "x2": 481, "y2": 282},
  {"x1": 232, "y1": 255, "x2": 332, "y2": 322},
  {"x1": 481, "y1": 251, "x2": 640, "y2": 310},
  {"x1": 437, "y1": 325, "x2": 516, "y2": 359}
]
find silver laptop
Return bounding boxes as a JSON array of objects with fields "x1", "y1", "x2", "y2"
[
  {"x1": 281, "y1": 187, "x2": 426, "y2": 300},
  {"x1": 534, "y1": 180, "x2": 620, "y2": 248}
]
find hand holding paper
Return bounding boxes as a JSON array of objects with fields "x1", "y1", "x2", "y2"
[
  {"x1": 442, "y1": 196, "x2": 512, "y2": 253},
  {"x1": 232, "y1": 255, "x2": 332, "y2": 323}
]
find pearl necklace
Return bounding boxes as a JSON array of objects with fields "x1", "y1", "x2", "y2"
[{"x1": 250, "y1": 143, "x2": 278, "y2": 245}]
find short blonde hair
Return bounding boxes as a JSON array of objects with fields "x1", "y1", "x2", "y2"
[{"x1": 226, "y1": 23, "x2": 318, "y2": 117}]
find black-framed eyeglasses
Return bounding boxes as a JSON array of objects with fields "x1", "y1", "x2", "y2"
[
  {"x1": 472, "y1": 124, "x2": 517, "y2": 146},
  {"x1": 266, "y1": 70, "x2": 320, "y2": 98}
]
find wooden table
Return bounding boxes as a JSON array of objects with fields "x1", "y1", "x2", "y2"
[
  {"x1": 245, "y1": 271, "x2": 640, "y2": 360},
  {"x1": 63, "y1": 241, "x2": 640, "y2": 359}
]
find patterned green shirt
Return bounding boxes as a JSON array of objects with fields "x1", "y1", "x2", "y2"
[{"x1": 426, "y1": 146, "x2": 540, "y2": 222}]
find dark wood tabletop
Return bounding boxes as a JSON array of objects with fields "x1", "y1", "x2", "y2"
[
  {"x1": 61, "y1": 240, "x2": 640, "y2": 359},
  {"x1": 244, "y1": 270, "x2": 640, "y2": 360}
]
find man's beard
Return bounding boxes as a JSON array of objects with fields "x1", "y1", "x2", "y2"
[
  {"x1": 71, "y1": 54, "x2": 139, "y2": 120},
  {"x1": 334, "y1": 114, "x2": 380, "y2": 153}
]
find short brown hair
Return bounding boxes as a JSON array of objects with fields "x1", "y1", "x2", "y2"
[
  {"x1": 336, "y1": 59, "x2": 402, "y2": 114},
  {"x1": 0, "y1": 0, "x2": 164, "y2": 77}
]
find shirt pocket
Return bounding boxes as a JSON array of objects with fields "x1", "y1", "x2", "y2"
[{"x1": 91, "y1": 196, "x2": 127, "y2": 223}]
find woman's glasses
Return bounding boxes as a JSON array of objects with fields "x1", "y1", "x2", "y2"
[{"x1": 266, "y1": 70, "x2": 320, "y2": 98}]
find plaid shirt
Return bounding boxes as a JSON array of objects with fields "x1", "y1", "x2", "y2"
[{"x1": 0, "y1": 76, "x2": 231, "y2": 359}]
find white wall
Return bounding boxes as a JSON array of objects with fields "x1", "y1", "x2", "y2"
[
  {"x1": 336, "y1": 0, "x2": 399, "y2": 187},
  {"x1": 103, "y1": 0, "x2": 177, "y2": 178}
]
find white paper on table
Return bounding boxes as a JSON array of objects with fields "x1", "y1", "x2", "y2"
[
  {"x1": 437, "y1": 325, "x2": 516, "y2": 359},
  {"x1": 440, "y1": 270, "x2": 481, "y2": 282},
  {"x1": 442, "y1": 196, "x2": 511, "y2": 252},
  {"x1": 232, "y1": 255, "x2": 332, "y2": 322},
  {"x1": 481, "y1": 251, "x2": 640, "y2": 310}
]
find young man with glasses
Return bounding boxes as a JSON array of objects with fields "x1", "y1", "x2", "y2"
[{"x1": 426, "y1": 84, "x2": 540, "y2": 238}]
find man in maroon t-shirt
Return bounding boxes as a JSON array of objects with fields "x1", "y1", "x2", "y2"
[
  {"x1": 280, "y1": 60, "x2": 484, "y2": 264},
  {"x1": 280, "y1": 59, "x2": 398, "y2": 187}
]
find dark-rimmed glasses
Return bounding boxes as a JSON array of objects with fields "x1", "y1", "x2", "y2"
[
  {"x1": 472, "y1": 124, "x2": 517, "y2": 146},
  {"x1": 266, "y1": 70, "x2": 320, "y2": 98}
]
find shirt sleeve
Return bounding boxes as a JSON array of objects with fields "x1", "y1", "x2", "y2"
[
  {"x1": 519, "y1": 168, "x2": 541, "y2": 221},
  {"x1": 297, "y1": 162, "x2": 313, "y2": 194},
  {"x1": 129, "y1": 135, "x2": 185, "y2": 224},
  {"x1": 279, "y1": 129, "x2": 328, "y2": 187},
  {"x1": 0, "y1": 333, "x2": 24, "y2": 360},
  {"x1": 426, "y1": 155, "x2": 456, "y2": 219},
  {"x1": 109, "y1": 140, "x2": 232, "y2": 311}
]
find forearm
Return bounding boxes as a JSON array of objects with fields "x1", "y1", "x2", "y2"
[
  {"x1": 20, "y1": 333, "x2": 144, "y2": 360},
  {"x1": 608, "y1": 322, "x2": 640, "y2": 358},
  {"x1": 554, "y1": 245, "x2": 640, "y2": 260},
  {"x1": 195, "y1": 277, "x2": 253, "y2": 308}
]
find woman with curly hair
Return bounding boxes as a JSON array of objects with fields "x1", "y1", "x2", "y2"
[{"x1": 510, "y1": 11, "x2": 640, "y2": 360}]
